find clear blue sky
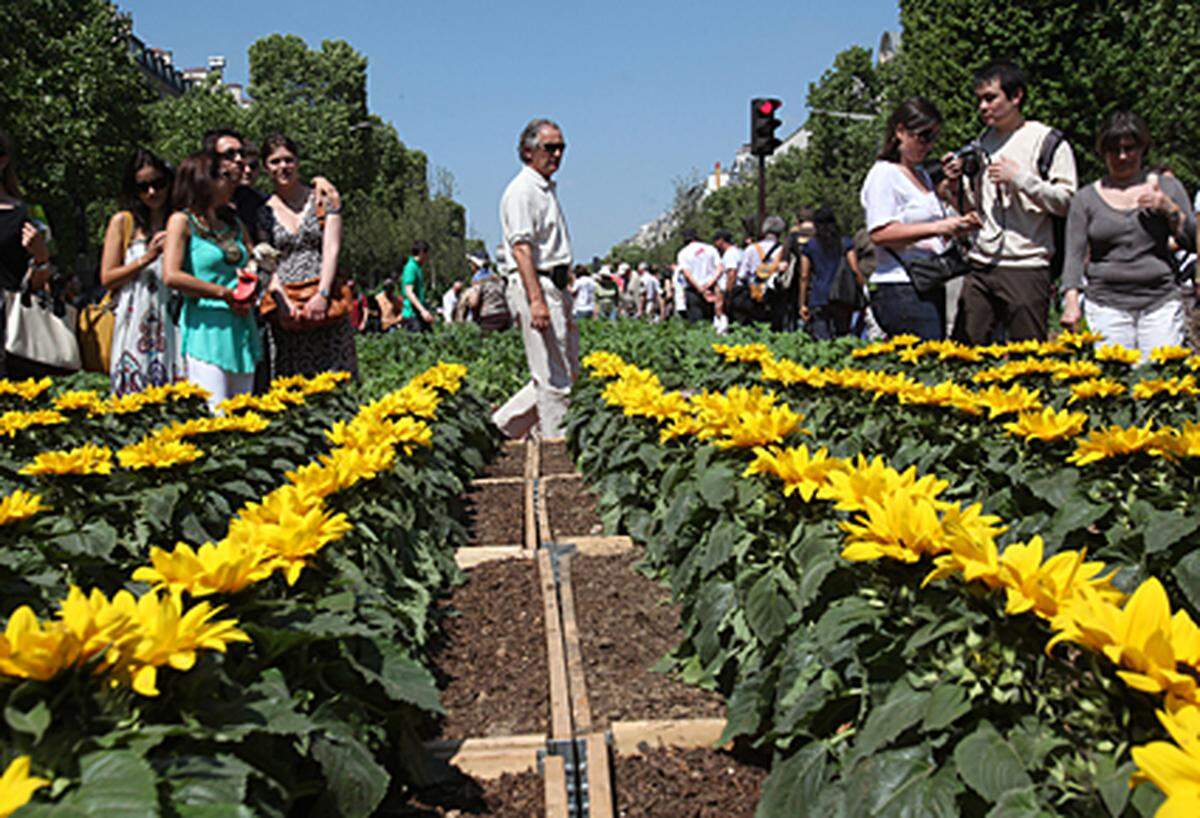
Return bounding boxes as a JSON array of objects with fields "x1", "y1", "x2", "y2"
[{"x1": 120, "y1": 0, "x2": 900, "y2": 261}]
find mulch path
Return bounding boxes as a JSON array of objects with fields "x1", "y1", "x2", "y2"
[
  {"x1": 540, "y1": 441, "x2": 576, "y2": 476},
  {"x1": 545, "y1": 479, "x2": 604, "y2": 539},
  {"x1": 394, "y1": 769, "x2": 543, "y2": 817},
  {"x1": 428, "y1": 559, "x2": 549, "y2": 739},
  {"x1": 481, "y1": 443, "x2": 526, "y2": 479},
  {"x1": 572, "y1": 552, "x2": 724, "y2": 728},
  {"x1": 465, "y1": 483, "x2": 525, "y2": 546},
  {"x1": 612, "y1": 746, "x2": 767, "y2": 818}
]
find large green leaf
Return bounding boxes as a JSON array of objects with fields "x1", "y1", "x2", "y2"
[
  {"x1": 921, "y1": 684, "x2": 970, "y2": 733},
  {"x1": 698, "y1": 463, "x2": 737, "y2": 508},
  {"x1": 953, "y1": 721, "x2": 1033, "y2": 803},
  {"x1": 311, "y1": 734, "x2": 389, "y2": 818},
  {"x1": 45, "y1": 750, "x2": 159, "y2": 818},
  {"x1": 745, "y1": 568, "x2": 794, "y2": 644},
  {"x1": 341, "y1": 639, "x2": 444, "y2": 714},
  {"x1": 849, "y1": 682, "x2": 930, "y2": 763},
  {"x1": 1141, "y1": 507, "x2": 1199, "y2": 555},
  {"x1": 985, "y1": 786, "x2": 1052, "y2": 818},
  {"x1": 844, "y1": 745, "x2": 961, "y2": 818},
  {"x1": 754, "y1": 746, "x2": 830, "y2": 818},
  {"x1": 1172, "y1": 552, "x2": 1200, "y2": 616}
]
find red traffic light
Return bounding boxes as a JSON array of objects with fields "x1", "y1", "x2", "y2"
[{"x1": 757, "y1": 100, "x2": 777, "y2": 115}]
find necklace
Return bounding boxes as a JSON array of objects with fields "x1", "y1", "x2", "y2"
[{"x1": 189, "y1": 212, "x2": 242, "y2": 266}]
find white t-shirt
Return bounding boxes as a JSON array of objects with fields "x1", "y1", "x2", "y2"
[
  {"x1": 499, "y1": 164, "x2": 572, "y2": 275},
  {"x1": 441, "y1": 289, "x2": 458, "y2": 322},
  {"x1": 1194, "y1": 187, "x2": 1200, "y2": 214},
  {"x1": 673, "y1": 268, "x2": 687, "y2": 311},
  {"x1": 641, "y1": 272, "x2": 660, "y2": 306},
  {"x1": 676, "y1": 241, "x2": 722, "y2": 289},
  {"x1": 572, "y1": 274, "x2": 597, "y2": 312},
  {"x1": 860, "y1": 161, "x2": 947, "y2": 285},
  {"x1": 719, "y1": 246, "x2": 743, "y2": 291}
]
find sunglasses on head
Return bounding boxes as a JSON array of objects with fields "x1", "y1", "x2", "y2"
[
  {"x1": 136, "y1": 177, "x2": 167, "y2": 193},
  {"x1": 540, "y1": 142, "x2": 566, "y2": 154}
]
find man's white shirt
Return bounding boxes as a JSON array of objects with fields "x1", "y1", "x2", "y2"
[
  {"x1": 499, "y1": 164, "x2": 573, "y2": 275},
  {"x1": 676, "y1": 241, "x2": 721, "y2": 290}
]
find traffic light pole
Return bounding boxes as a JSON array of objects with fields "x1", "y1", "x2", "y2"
[{"x1": 757, "y1": 154, "x2": 766, "y2": 238}]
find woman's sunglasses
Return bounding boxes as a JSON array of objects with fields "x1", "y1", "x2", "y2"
[
  {"x1": 136, "y1": 177, "x2": 167, "y2": 193},
  {"x1": 914, "y1": 129, "x2": 939, "y2": 145}
]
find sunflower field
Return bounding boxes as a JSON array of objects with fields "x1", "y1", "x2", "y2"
[
  {"x1": 0, "y1": 361, "x2": 497, "y2": 816},
  {"x1": 566, "y1": 333, "x2": 1200, "y2": 817}
]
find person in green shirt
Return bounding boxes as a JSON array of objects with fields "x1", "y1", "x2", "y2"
[{"x1": 401, "y1": 239, "x2": 436, "y2": 332}]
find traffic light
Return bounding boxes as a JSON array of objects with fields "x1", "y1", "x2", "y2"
[{"x1": 750, "y1": 97, "x2": 783, "y2": 157}]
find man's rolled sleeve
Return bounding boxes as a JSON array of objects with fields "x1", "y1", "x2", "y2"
[{"x1": 501, "y1": 188, "x2": 537, "y2": 247}]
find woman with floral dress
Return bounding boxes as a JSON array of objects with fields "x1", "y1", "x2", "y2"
[
  {"x1": 258, "y1": 133, "x2": 357, "y2": 378},
  {"x1": 100, "y1": 149, "x2": 182, "y2": 395}
]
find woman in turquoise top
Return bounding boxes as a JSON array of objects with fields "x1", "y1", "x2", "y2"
[{"x1": 163, "y1": 151, "x2": 261, "y2": 410}]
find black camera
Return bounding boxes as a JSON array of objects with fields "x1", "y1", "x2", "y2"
[{"x1": 953, "y1": 141, "x2": 986, "y2": 177}]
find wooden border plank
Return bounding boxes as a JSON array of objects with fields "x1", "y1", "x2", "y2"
[
  {"x1": 543, "y1": 754, "x2": 570, "y2": 818},
  {"x1": 423, "y1": 734, "x2": 546, "y2": 779},
  {"x1": 557, "y1": 553, "x2": 592, "y2": 734},
  {"x1": 537, "y1": 474, "x2": 552, "y2": 545},
  {"x1": 609, "y1": 718, "x2": 728, "y2": 755},
  {"x1": 524, "y1": 478, "x2": 538, "y2": 552},
  {"x1": 559, "y1": 535, "x2": 635, "y2": 556},
  {"x1": 455, "y1": 546, "x2": 529, "y2": 569},
  {"x1": 472, "y1": 475, "x2": 526, "y2": 487},
  {"x1": 585, "y1": 732, "x2": 615, "y2": 818},
  {"x1": 525, "y1": 437, "x2": 540, "y2": 481},
  {"x1": 540, "y1": 472, "x2": 583, "y2": 483},
  {"x1": 538, "y1": 550, "x2": 574, "y2": 740}
]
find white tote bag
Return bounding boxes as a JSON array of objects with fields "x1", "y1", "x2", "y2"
[{"x1": 4, "y1": 279, "x2": 82, "y2": 371}]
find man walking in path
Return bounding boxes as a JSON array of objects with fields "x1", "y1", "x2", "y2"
[{"x1": 492, "y1": 118, "x2": 579, "y2": 439}]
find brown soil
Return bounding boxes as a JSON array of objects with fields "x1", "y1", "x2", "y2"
[
  {"x1": 429, "y1": 559, "x2": 549, "y2": 739},
  {"x1": 395, "y1": 769, "x2": 544, "y2": 817},
  {"x1": 545, "y1": 479, "x2": 604, "y2": 539},
  {"x1": 465, "y1": 483, "x2": 525, "y2": 546},
  {"x1": 482, "y1": 443, "x2": 527, "y2": 479},
  {"x1": 540, "y1": 441, "x2": 575, "y2": 476},
  {"x1": 612, "y1": 746, "x2": 767, "y2": 818},
  {"x1": 572, "y1": 553, "x2": 724, "y2": 728}
]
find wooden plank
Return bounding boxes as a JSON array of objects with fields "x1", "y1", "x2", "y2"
[
  {"x1": 542, "y1": 436, "x2": 567, "y2": 445},
  {"x1": 455, "y1": 546, "x2": 530, "y2": 569},
  {"x1": 537, "y1": 474, "x2": 552, "y2": 546},
  {"x1": 557, "y1": 554, "x2": 592, "y2": 734},
  {"x1": 585, "y1": 732, "x2": 615, "y2": 818},
  {"x1": 538, "y1": 550, "x2": 574, "y2": 740},
  {"x1": 540, "y1": 472, "x2": 583, "y2": 482},
  {"x1": 423, "y1": 734, "x2": 545, "y2": 779},
  {"x1": 559, "y1": 535, "x2": 635, "y2": 556},
  {"x1": 543, "y1": 754, "x2": 570, "y2": 818},
  {"x1": 525, "y1": 438, "x2": 539, "y2": 481},
  {"x1": 472, "y1": 475, "x2": 526, "y2": 487},
  {"x1": 610, "y1": 718, "x2": 728, "y2": 755}
]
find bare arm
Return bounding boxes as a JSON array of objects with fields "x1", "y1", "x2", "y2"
[
  {"x1": 798, "y1": 254, "x2": 812, "y2": 318},
  {"x1": 302, "y1": 212, "x2": 342, "y2": 320},
  {"x1": 846, "y1": 248, "x2": 866, "y2": 287},
  {"x1": 404, "y1": 281, "x2": 434, "y2": 322},
  {"x1": 511, "y1": 241, "x2": 549, "y2": 330},
  {"x1": 99, "y1": 213, "x2": 152, "y2": 290},
  {"x1": 870, "y1": 213, "x2": 978, "y2": 248},
  {"x1": 162, "y1": 212, "x2": 236, "y2": 302}
]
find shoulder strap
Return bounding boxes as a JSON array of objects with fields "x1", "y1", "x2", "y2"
[
  {"x1": 1037, "y1": 128, "x2": 1065, "y2": 180},
  {"x1": 119, "y1": 211, "x2": 134, "y2": 256}
]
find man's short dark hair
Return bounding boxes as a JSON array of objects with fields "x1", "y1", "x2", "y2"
[
  {"x1": 411, "y1": 239, "x2": 431, "y2": 255},
  {"x1": 714, "y1": 229, "x2": 734, "y2": 244},
  {"x1": 681, "y1": 228, "x2": 698, "y2": 243},
  {"x1": 973, "y1": 61, "x2": 1026, "y2": 105},
  {"x1": 202, "y1": 127, "x2": 244, "y2": 153}
]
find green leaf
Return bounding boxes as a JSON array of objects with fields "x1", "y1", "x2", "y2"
[
  {"x1": 698, "y1": 464, "x2": 736, "y2": 508},
  {"x1": 342, "y1": 639, "x2": 444, "y2": 714},
  {"x1": 745, "y1": 568, "x2": 794, "y2": 644},
  {"x1": 1174, "y1": 552, "x2": 1200, "y2": 618},
  {"x1": 850, "y1": 682, "x2": 930, "y2": 762},
  {"x1": 5, "y1": 698, "x2": 51, "y2": 744},
  {"x1": 1045, "y1": 499, "x2": 1109, "y2": 546},
  {"x1": 1095, "y1": 757, "x2": 1137, "y2": 817},
  {"x1": 985, "y1": 786, "x2": 1051, "y2": 818},
  {"x1": 1142, "y1": 507, "x2": 1199, "y2": 555},
  {"x1": 57, "y1": 750, "x2": 158, "y2": 818},
  {"x1": 921, "y1": 684, "x2": 970, "y2": 733},
  {"x1": 754, "y1": 746, "x2": 829, "y2": 818},
  {"x1": 953, "y1": 721, "x2": 1033, "y2": 802},
  {"x1": 311, "y1": 733, "x2": 389, "y2": 818},
  {"x1": 162, "y1": 754, "x2": 251, "y2": 808},
  {"x1": 845, "y1": 745, "x2": 961, "y2": 818}
]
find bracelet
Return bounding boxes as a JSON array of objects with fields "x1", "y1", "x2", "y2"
[
  {"x1": 317, "y1": 287, "x2": 331, "y2": 298},
  {"x1": 28, "y1": 259, "x2": 50, "y2": 272},
  {"x1": 324, "y1": 205, "x2": 342, "y2": 215}
]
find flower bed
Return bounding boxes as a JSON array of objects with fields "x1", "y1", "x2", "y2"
[
  {"x1": 0, "y1": 363, "x2": 498, "y2": 816},
  {"x1": 566, "y1": 340, "x2": 1200, "y2": 818}
]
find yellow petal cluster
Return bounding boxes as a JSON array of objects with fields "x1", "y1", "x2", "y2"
[
  {"x1": 0, "y1": 756, "x2": 49, "y2": 817},
  {"x1": 1003, "y1": 407, "x2": 1089, "y2": 442},
  {"x1": 1133, "y1": 375, "x2": 1199, "y2": 400},
  {"x1": 0, "y1": 490, "x2": 47, "y2": 527},
  {"x1": 20, "y1": 443, "x2": 113, "y2": 476},
  {"x1": 744, "y1": 445, "x2": 845, "y2": 501},
  {"x1": 1068, "y1": 378, "x2": 1127, "y2": 403},
  {"x1": 0, "y1": 409, "x2": 68, "y2": 438},
  {"x1": 1067, "y1": 422, "x2": 1168, "y2": 466},
  {"x1": 117, "y1": 437, "x2": 205, "y2": 470},
  {"x1": 1095, "y1": 343, "x2": 1142, "y2": 365},
  {"x1": 1150, "y1": 345, "x2": 1193, "y2": 366}
]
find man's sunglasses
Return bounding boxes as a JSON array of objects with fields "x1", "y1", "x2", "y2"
[
  {"x1": 136, "y1": 177, "x2": 168, "y2": 193},
  {"x1": 540, "y1": 142, "x2": 567, "y2": 154},
  {"x1": 216, "y1": 148, "x2": 245, "y2": 161}
]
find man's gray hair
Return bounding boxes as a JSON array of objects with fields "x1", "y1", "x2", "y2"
[{"x1": 518, "y1": 118, "x2": 561, "y2": 163}]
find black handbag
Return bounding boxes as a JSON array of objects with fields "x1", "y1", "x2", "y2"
[
  {"x1": 884, "y1": 244, "x2": 971, "y2": 297},
  {"x1": 828, "y1": 254, "x2": 868, "y2": 310}
]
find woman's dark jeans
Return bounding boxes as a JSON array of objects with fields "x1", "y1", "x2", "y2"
[{"x1": 869, "y1": 283, "x2": 945, "y2": 340}]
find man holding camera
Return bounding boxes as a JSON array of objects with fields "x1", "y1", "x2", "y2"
[
  {"x1": 492, "y1": 118, "x2": 579, "y2": 440},
  {"x1": 945, "y1": 61, "x2": 1077, "y2": 343}
]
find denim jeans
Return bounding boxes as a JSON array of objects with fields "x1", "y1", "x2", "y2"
[{"x1": 870, "y1": 283, "x2": 945, "y2": 340}]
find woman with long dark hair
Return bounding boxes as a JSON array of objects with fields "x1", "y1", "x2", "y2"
[
  {"x1": 100, "y1": 149, "x2": 181, "y2": 394},
  {"x1": 798, "y1": 207, "x2": 864, "y2": 339},
  {"x1": 1060, "y1": 111, "x2": 1196, "y2": 359},
  {"x1": 859, "y1": 98, "x2": 980, "y2": 339},
  {"x1": 0, "y1": 129, "x2": 53, "y2": 378},
  {"x1": 257, "y1": 133, "x2": 357, "y2": 377},
  {"x1": 162, "y1": 151, "x2": 260, "y2": 409}
]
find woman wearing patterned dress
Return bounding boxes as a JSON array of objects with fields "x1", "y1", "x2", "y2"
[
  {"x1": 258, "y1": 133, "x2": 357, "y2": 378},
  {"x1": 100, "y1": 149, "x2": 182, "y2": 395}
]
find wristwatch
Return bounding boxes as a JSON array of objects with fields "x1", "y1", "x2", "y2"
[{"x1": 318, "y1": 287, "x2": 331, "y2": 298}]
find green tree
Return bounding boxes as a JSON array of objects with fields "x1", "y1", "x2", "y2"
[
  {"x1": 0, "y1": 0, "x2": 154, "y2": 275},
  {"x1": 144, "y1": 75, "x2": 249, "y2": 163}
]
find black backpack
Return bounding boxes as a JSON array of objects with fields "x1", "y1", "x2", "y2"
[{"x1": 1037, "y1": 128, "x2": 1068, "y2": 279}]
